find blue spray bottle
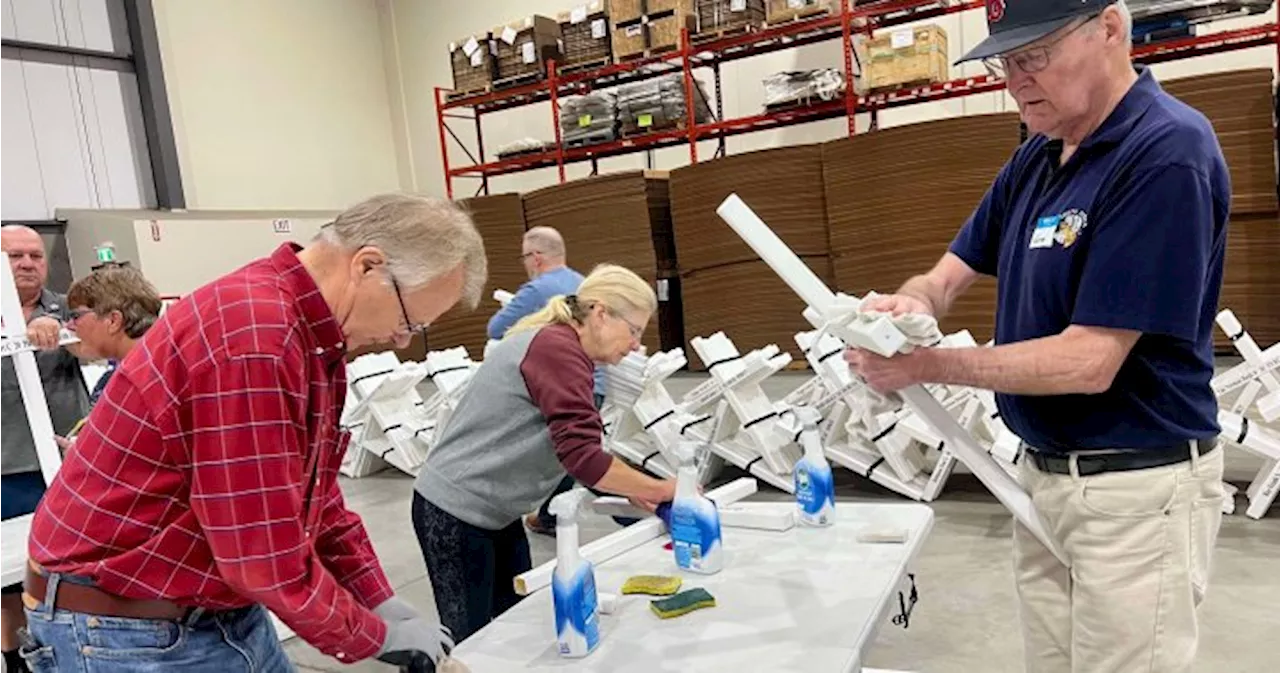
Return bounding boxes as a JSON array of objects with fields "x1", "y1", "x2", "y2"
[
  {"x1": 791, "y1": 406, "x2": 835, "y2": 526},
  {"x1": 549, "y1": 488, "x2": 600, "y2": 657},
  {"x1": 667, "y1": 440, "x2": 724, "y2": 574}
]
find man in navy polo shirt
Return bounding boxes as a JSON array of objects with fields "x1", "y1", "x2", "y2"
[{"x1": 844, "y1": 1, "x2": 1228, "y2": 671}]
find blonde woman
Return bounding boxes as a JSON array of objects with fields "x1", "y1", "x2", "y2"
[{"x1": 412, "y1": 263, "x2": 676, "y2": 642}]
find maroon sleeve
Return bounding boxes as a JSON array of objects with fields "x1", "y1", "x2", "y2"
[{"x1": 519, "y1": 325, "x2": 613, "y2": 487}]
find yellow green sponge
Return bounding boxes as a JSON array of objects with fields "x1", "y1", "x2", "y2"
[
  {"x1": 650, "y1": 587, "x2": 716, "y2": 619},
  {"x1": 620, "y1": 575, "x2": 682, "y2": 596}
]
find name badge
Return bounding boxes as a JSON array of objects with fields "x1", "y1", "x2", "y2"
[{"x1": 1029, "y1": 215, "x2": 1059, "y2": 249}]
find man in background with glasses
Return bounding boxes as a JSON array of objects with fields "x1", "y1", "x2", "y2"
[
  {"x1": 844, "y1": 1, "x2": 1229, "y2": 671},
  {"x1": 21, "y1": 194, "x2": 487, "y2": 672}
]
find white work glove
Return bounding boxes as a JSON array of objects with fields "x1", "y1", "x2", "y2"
[{"x1": 376, "y1": 616, "x2": 455, "y2": 670}]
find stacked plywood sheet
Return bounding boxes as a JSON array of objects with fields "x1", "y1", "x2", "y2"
[
  {"x1": 823, "y1": 113, "x2": 1021, "y2": 343},
  {"x1": 1163, "y1": 68, "x2": 1280, "y2": 348},
  {"x1": 426, "y1": 193, "x2": 528, "y2": 359},
  {"x1": 671, "y1": 145, "x2": 829, "y2": 367},
  {"x1": 522, "y1": 171, "x2": 681, "y2": 354}
]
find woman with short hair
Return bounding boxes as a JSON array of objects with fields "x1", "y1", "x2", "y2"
[{"x1": 412, "y1": 263, "x2": 676, "y2": 642}]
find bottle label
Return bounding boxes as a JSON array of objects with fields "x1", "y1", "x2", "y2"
[
  {"x1": 553, "y1": 564, "x2": 600, "y2": 655},
  {"x1": 671, "y1": 503, "x2": 720, "y2": 571},
  {"x1": 795, "y1": 462, "x2": 835, "y2": 523}
]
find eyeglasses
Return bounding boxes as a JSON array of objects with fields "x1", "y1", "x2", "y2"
[
  {"x1": 390, "y1": 277, "x2": 429, "y2": 336},
  {"x1": 982, "y1": 15, "x2": 1095, "y2": 79},
  {"x1": 610, "y1": 311, "x2": 644, "y2": 340}
]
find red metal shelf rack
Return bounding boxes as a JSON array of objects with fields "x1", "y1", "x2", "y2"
[{"x1": 434, "y1": 0, "x2": 1279, "y2": 198}]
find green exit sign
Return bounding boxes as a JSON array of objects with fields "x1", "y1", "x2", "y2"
[{"x1": 96, "y1": 245, "x2": 115, "y2": 263}]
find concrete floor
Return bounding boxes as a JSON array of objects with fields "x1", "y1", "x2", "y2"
[{"x1": 287, "y1": 372, "x2": 1280, "y2": 672}]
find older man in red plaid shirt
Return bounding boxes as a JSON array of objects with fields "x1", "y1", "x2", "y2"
[{"x1": 19, "y1": 194, "x2": 487, "y2": 672}]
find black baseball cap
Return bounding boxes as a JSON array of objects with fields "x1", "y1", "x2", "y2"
[{"x1": 956, "y1": 0, "x2": 1119, "y2": 64}]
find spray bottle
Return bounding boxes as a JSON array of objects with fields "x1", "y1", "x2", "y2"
[
  {"x1": 792, "y1": 405, "x2": 835, "y2": 526},
  {"x1": 667, "y1": 440, "x2": 724, "y2": 574},
  {"x1": 549, "y1": 488, "x2": 600, "y2": 658}
]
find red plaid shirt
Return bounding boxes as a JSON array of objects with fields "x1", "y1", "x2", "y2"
[{"x1": 28, "y1": 244, "x2": 392, "y2": 662}]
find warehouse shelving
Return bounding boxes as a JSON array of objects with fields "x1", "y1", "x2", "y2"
[{"x1": 434, "y1": 0, "x2": 1280, "y2": 198}]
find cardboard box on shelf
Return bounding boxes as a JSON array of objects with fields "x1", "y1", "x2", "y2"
[
  {"x1": 491, "y1": 15, "x2": 563, "y2": 85},
  {"x1": 558, "y1": 1, "x2": 613, "y2": 69},
  {"x1": 610, "y1": 0, "x2": 695, "y2": 23},
  {"x1": 765, "y1": 0, "x2": 831, "y2": 24},
  {"x1": 448, "y1": 32, "x2": 495, "y2": 95},
  {"x1": 696, "y1": 0, "x2": 767, "y2": 38},
  {"x1": 866, "y1": 24, "x2": 948, "y2": 91},
  {"x1": 612, "y1": 12, "x2": 696, "y2": 60}
]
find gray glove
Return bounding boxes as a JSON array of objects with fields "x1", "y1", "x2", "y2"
[
  {"x1": 376, "y1": 617, "x2": 455, "y2": 669},
  {"x1": 374, "y1": 595, "x2": 420, "y2": 622}
]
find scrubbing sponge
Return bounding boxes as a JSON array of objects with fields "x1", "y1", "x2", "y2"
[
  {"x1": 650, "y1": 588, "x2": 716, "y2": 619},
  {"x1": 621, "y1": 575, "x2": 683, "y2": 596}
]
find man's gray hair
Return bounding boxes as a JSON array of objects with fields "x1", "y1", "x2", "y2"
[
  {"x1": 320, "y1": 193, "x2": 488, "y2": 309},
  {"x1": 524, "y1": 226, "x2": 566, "y2": 259},
  {"x1": 1114, "y1": 0, "x2": 1132, "y2": 44}
]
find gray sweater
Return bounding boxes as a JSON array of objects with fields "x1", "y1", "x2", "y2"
[{"x1": 413, "y1": 323, "x2": 612, "y2": 530}]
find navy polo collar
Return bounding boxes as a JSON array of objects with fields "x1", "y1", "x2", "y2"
[{"x1": 1042, "y1": 65, "x2": 1161, "y2": 160}]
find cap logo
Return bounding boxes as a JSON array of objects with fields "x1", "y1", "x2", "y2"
[{"x1": 988, "y1": 0, "x2": 1006, "y2": 22}]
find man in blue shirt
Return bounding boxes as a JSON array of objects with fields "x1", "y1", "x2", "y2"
[
  {"x1": 844, "y1": 2, "x2": 1227, "y2": 671},
  {"x1": 490, "y1": 226, "x2": 614, "y2": 534}
]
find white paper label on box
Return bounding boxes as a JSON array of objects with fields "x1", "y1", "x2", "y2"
[
  {"x1": 470, "y1": 49, "x2": 484, "y2": 67},
  {"x1": 626, "y1": 24, "x2": 642, "y2": 37},
  {"x1": 592, "y1": 18, "x2": 607, "y2": 39},
  {"x1": 448, "y1": 42, "x2": 457, "y2": 53},
  {"x1": 272, "y1": 218, "x2": 291, "y2": 234},
  {"x1": 521, "y1": 41, "x2": 536, "y2": 63},
  {"x1": 657, "y1": 279, "x2": 670, "y2": 302},
  {"x1": 571, "y1": 5, "x2": 588, "y2": 23},
  {"x1": 788, "y1": 0, "x2": 805, "y2": 8},
  {"x1": 891, "y1": 28, "x2": 914, "y2": 49},
  {"x1": 462, "y1": 36, "x2": 479, "y2": 57},
  {"x1": 502, "y1": 26, "x2": 517, "y2": 44},
  {"x1": 731, "y1": 0, "x2": 747, "y2": 10}
]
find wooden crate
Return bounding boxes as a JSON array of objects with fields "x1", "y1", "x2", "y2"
[
  {"x1": 491, "y1": 15, "x2": 563, "y2": 86},
  {"x1": 558, "y1": 1, "x2": 613, "y2": 70},
  {"x1": 610, "y1": 0, "x2": 695, "y2": 23},
  {"x1": 865, "y1": 24, "x2": 948, "y2": 91},
  {"x1": 765, "y1": 0, "x2": 831, "y2": 24},
  {"x1": 696, "y1": 0, "x2": 766, "y2": 39},
  {"x1": 448, "y1": 32, "x2": 495, "y2": 96},
  {"x1": 613, "y1": 12, "x2": 695, "y2": 60}
]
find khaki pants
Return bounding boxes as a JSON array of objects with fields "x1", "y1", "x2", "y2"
[{"x1": 1014, "y1": 444, "x2": 1224, "y2": 673}]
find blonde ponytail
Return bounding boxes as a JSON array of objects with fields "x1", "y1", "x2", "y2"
[{"x1": 506, "y1": 294, "x2": 578, "y2": 336}]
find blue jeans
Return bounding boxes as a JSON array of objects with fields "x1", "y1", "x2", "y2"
[{"x1": 21, "y1": 574, "x2": 294, "y2": 673}]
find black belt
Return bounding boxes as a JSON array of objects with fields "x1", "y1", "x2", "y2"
[{"x1": 1023, "y1": 439, "x2": 1217, "y2": 477}]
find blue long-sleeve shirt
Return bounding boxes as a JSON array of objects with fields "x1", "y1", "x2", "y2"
[{"x1": 487, "y1": 266, "x2": 605, "y2": 397}]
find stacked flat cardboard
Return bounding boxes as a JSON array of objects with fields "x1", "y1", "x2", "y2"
[
  {"x1": 449, "y1": 32, "x2": 496, "y2": 94},
  {"x1": 492, "y1": 15, "x2": 562, "y2": 84},
  {"x1": 696, "y1": 0, "x2": 766, "y2": 37},
  {"x1": 670, "y1": 144, "x2": 828, "y2": 271},
  {"x1": 559, "y1": 2, "x2": 612, "y2": 69},
  {"x1": 522, "y1": 171, "x2": 682, "y2": 353},
  {"x1": 1164, "y1": 68, "x2": 1280, "y2": 347},
  {"x1": 823, "y1": 113, "x2": 1022, "y2": 343},
  {"x1": 426, "y1": 193, "x2": 528, "y2": 359},
  {"x1": 765, "y1": 0, "x2": 831, "y2": 24},
  {"x1": 682, "y1": 256, "x2": 835, "y2": 369},
  {"x1": 611, "y1": 0, "x2": 696, "y2": 59}
]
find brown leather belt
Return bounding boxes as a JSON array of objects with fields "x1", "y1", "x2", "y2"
[{"x1": 22, "y1": 561, "x2": 190, "y2": 621}]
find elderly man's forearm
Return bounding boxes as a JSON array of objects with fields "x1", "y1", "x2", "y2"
[{"x1": 920, "y1": 335, "x2": 1118, "y2": 396}]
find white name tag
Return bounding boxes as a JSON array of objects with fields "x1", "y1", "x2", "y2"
[{"x1": 1029, "y1": 215, "x2": 1059, "y2": 249}]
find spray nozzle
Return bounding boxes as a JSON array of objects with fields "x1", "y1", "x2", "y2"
[
  {"x1": 549, "y1": 487, "x2": 592, "y2": 523},
  {"x1": 790, "y1": 405, "x2": 822, "y2": 431}
]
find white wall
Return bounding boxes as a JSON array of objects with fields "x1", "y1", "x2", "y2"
[
  {"x1": 152, "y1": 0, "x2": 406, "y2": 210},
  {"x1": 387, "y1": 1, "x2": 1277, "y2": 199}
]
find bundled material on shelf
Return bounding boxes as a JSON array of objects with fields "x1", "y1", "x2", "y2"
[
  {"x1": 680, "y1": 256, "x2": 833, "y2": 369},
  {"x1": 558, "y1": 1, "x2": 613, "y2": 70},
  {"x1": 765, "y1": 0, "x2": 832, "y2": 24},
  {"x1": 491, "y1": 15, "x2": 563, "y2": 86},
  {"x1": 1129, "y1": 0, "x2": 1274, "y2": 27},
  {"x1": 610, "y1": 0, "x2": 696, "y2": 23},
  {"x1": 495, "y1": 137, "x2": 553, "y2": 159},
  {"x1": 695, "y1": 0, "x2": 766, "y2": 39},
  {"x1": 823, "y1": 112, "x2": 1022, "y2": 343},
  {"x1": 1163, "y1": 68, "x2": 1277, "y2": 215},
  {"x1": 449, "y1": 32, "x2": 496, "y2": 95},
  {"x1": 762, "y1": 68, "x2": 849, "y2": 109},
  {"x1": 427, "y1": 193, "x2": 528, "y2": 356},
  {"x1": 865, "y1": 23, "x2": 948, "y2": 91},
  {"x1": 616, "y1": 73, "x2": 713, "y2": 135},
  {"x1": 611, "y1": 1, "x2": 696, "y2": 60},
  {"x1": 522, "y1": 171, "x2": 681, "y2": 353},
  {"x1": 560, "y1": 91, "x2": 619, "y2": 146},
  {"x1": 670, "y1": 144, "x2": 828, "y2": 272}
]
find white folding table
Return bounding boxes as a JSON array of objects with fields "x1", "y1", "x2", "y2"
[{"x1": 450, "y1": 501, "x2": 933, "y2": 673}]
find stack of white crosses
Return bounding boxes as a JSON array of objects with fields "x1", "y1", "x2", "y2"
[{"x1": 1212, "y1": 309, "x2": 1280, "y2": 519}]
